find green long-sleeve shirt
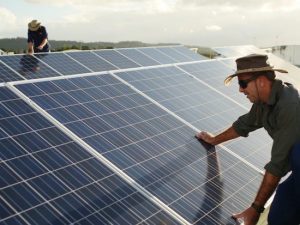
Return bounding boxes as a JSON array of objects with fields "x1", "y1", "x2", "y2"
[{"x1": 232, "y1": 79, "x2": 300, "y2": 177}]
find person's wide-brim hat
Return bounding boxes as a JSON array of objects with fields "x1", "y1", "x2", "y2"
[
  {"x1": 28, "y1": 20, "x2": 41, "y2": 31},
  {"x1": 224, "y1": 54, "x2": 288, "y2": 86}
]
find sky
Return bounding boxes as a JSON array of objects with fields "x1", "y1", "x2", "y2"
[{"x1": 1, "y1": 0, "x2": 300, "y2": 47}]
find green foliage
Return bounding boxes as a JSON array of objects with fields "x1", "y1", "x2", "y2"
[{"x1": 0, "y1": 37, "x2": 180, "y2": 53}]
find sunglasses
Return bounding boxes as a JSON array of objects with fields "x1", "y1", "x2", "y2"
[{"x1": 238, "y1": 76, "x2": 258, "y2": 89}]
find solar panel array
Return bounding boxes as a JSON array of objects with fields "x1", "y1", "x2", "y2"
[
  {"x1": 0, "y1": 46, "x2": 206, "y2": 83},
  {"x1": 2, "y1": 45, "x2": 296, "y2": 224},
  {"x1": 0, "y1": 86, "x2": 180, "y2": 225}
]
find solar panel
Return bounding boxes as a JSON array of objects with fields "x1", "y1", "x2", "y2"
[
  {"x1": 93, "y1": 50, "x2": 141, "y2": 69},
  {"x1": 173, "y1": 46, "x2": 208, "y2": 61},
  {"x1": 213, "y1": 45, "x2": 265, "y2": 57},
  {"x1": 156, "y1": 46, "x2": 207, "y2": 62},
  {"x1": 0, "y1": 45, "x2": 280, "y2": 224},
  {"x1": 179, "y1": 59, "x2": 249, "y2": 106},
  {"x1": 0, "y1": 86, "x2": 181, "y2": 225},
  {"x1": 266, "y1": 54, "x2": 300, "y2": 88},
  {"x1": 0, "y1": 54, "x2": 60, "y2": 80},
  {"x1": 156, "y1": 47, "x2": 192, "y2": 62},
  {"x1": 35, "y1": 53, "x2": 91, "y2": 75},
  {"x1": 137, "y1": 47, "x2": 179, "y2": 64},
  {"x1": 116, "y1": 65, "x2": 272, "y2": 170},
  {"x1": 0, "y1": 61, "x2": 23, "y2": 82},
  {"x1": 66, "y1": 51, "x2": 118, "y2": 72},
  {"x1": 14, "y1": 73, "x2": 263, "y2": 224},
  {"x1": 116, "y1": 48, "x2": 160, "y2": 67}
]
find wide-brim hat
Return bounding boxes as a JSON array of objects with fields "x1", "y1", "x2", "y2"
[
  {"x1": 28, "y1": 20, "x2": 41, "y2": 31},
  {"x1": 224, "y1": 54, "x2": 288, "y2": 86}
]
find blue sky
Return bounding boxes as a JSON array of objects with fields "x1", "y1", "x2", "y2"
[{"x1": 1, "y1": 0, "x2": 300, "y2": 47}]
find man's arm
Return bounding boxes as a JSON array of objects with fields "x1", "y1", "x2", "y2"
[
  {"x1": 232, "y1": 171, "x2": 281, "y2": 225},
  {"x1": 37, "y1": 38, "x2": 48, "y2": 50},
  {"x1": 254, "y1": 171, "x2": 281, "y2": 206},
  {"x1": 195, "y1": 126, "x2": 240, "y2": 145},
  {"x1": 28, "y1": 42, "x2": 34, "y2": 54}
]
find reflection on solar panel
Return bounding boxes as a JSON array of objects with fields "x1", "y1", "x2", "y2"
[
  {"x1": 179, "y1": 60, "x2": 248, "y2": 105},
  {"x1": 137, "y1": 47, "x2": 179, "y2": 64},
  {"x1": 156, "y1": 47, "x2": 192, "y2": 62},
  {"x1": 0, "y1": 86, "x2": 181, "y2": 225},
  {"x1": 266, "y1": 54, "x2": 300, "y2": 88},
  {"x1": 116, "y1": 64, "x2": 272, "y2": 170},
  {"x1": 213, "y1": 45, "x2": 265, "y2": 57},
  {"x1": 14, "y1": 73, "x2": 263, "y2": 224},
  {"x1": 35, "y1": 53, "x2": 91, "y2": 75},
  {"x1": 117, "y1": 48, "x2": 160, "y2": 67},
  {"x1": 173, "y1": 46, "x2": 208, "y2": 61},
  {"x1": 66, "y1": 51, "x2": 118, "y2": 72},
  {"x1": 0, "y1": 55, "x2": 60, "y2": 79},
  {"x1": 93, "y1": 50, "x2": 140, "y2": 69},
  {"x1": 0, "y1": 61, "x2": 23, "y2": 82}
]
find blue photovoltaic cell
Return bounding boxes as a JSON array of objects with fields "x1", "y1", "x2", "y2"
[
  {"x1": 116, "y1": 65, "x2": 272, "y2": 170},
  {"x1": 0, "y1": 62, "x2": 23, "y2": 83},
  {"x1": 93, "y1": 50, "x2": 140, "y2": 69},
  {"x1": 117, "y1": 48, "x2": 160, "y2": 67},
  {"x1": 137, "y1": 47, "x2": 179, "y2": 64},
  {"x1": 0, "y1": 55, "x2": 60, "y2": 79},
  {"x1": 173, "y1": 46, "x2": 208, "y2": 61},
  {"x1": 178, "y1": 59, "x2": 246, "y2": 104},
  {"x1": 156, "y1": 47, "x2": 195, "y2": 62},
  {"x1": 0, "y1": 86, "x2": 180, "y2": 225},
  {"x1": 66, "y1": 51, "x2": 118, "y2": 72},
  {"x1": 35, "y1": 53, "x2": 91, "y2": 75},
  {"x1": 16, "y1": 74, "x2": 262, "y2": 224},
  {"x1": 0, "y1": 61, "x2": 23, "y2": 82}
]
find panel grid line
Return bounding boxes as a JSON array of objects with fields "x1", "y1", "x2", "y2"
[
  {"x1": 0, "y1": 47, "x2": 284, "y2": 224},
  {"x1": 0, "y1": 114, "x2": 121, "y2": 224},
  {"x1": 110, "y1": 71, "x2": 262, "y2": 174},
  {"x1": 7, "y1": 83, "x2": 192, "y2": 225},
  {"x1": 64, "y1": 52, "x2": 94, "y2": 73},
  {"x1": 0, "y1": 195, "x2": 31, "y2": 225},
  {"x1": 0, "y1": 59, "x2": 26, "y2": 80}
]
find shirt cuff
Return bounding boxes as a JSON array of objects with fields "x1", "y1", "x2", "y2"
[
  {"x1": 264, "y1": 162, "x2": 288, "y2": 177},
  {"x1": 232, "y1": 121, "x2": 249, "y2": 137}
]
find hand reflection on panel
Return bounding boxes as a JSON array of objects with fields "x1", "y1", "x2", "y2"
[
  {"x1": 194, "y1": 139, "x2": 225, "y2": 224},
  {"x1": 19, "y1": 54, "x2": 41, "y2": 77}
]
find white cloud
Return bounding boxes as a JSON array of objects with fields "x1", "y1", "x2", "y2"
[
  {"x1": 23, "y1": 0, "x2": 300, "y2": 12},
  {"x1": 2, "y1": 0, "x2": 300, "y2": 47},
  {"x1": 24, "y1": 0, "x2": 179, "y2": 13},
  {"x1": 0, "y1": 7, "x2": 16, "y2": 25},
  {"x1": 0, "y1": 7, "x2": 18, "y2": 37},
  {"x1": 205, "y1": 25, "x2": 222, "y2": 31}
]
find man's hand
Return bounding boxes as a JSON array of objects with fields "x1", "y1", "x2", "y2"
[
  {"x1": 195, "y1": 126, "x2": 240, "y2": 146},
  {"x1": 232, "y1": 207, "x2": 260, "y2": 225},
  {"x1": 37, "y1": 45, "x2": 43, "y2": 50},
  {"x1": 195, "y1": 131, "x2": 216, "y2": 145}
]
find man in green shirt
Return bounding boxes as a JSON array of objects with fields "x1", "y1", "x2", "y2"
[{"x1": 196, "y1": 54, "x2": 300, "y2": 225}]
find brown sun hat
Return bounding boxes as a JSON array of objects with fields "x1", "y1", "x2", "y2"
[
  {"x1": 28, "y1": 20, "x2": 41, "y2": 31},
  {"x1": 224, "y1": 54, "x2": 288, "y2": 86}
]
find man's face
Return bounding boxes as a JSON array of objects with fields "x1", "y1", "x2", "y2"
[{"x1": 237, "y1": 74, "x2": 260, "y2": 103}]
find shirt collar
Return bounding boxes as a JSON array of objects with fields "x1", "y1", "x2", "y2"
[{"x1": 267, "y1": 79, "x2": 284, "y2": 106}]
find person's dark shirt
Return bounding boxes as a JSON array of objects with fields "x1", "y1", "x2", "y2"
[
  {"x1": 27, "y1": 26, "x2": 49, "y2": 52},
  {"x1": 233, "y1": 80, "x2": 300, "y2": 177}
]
